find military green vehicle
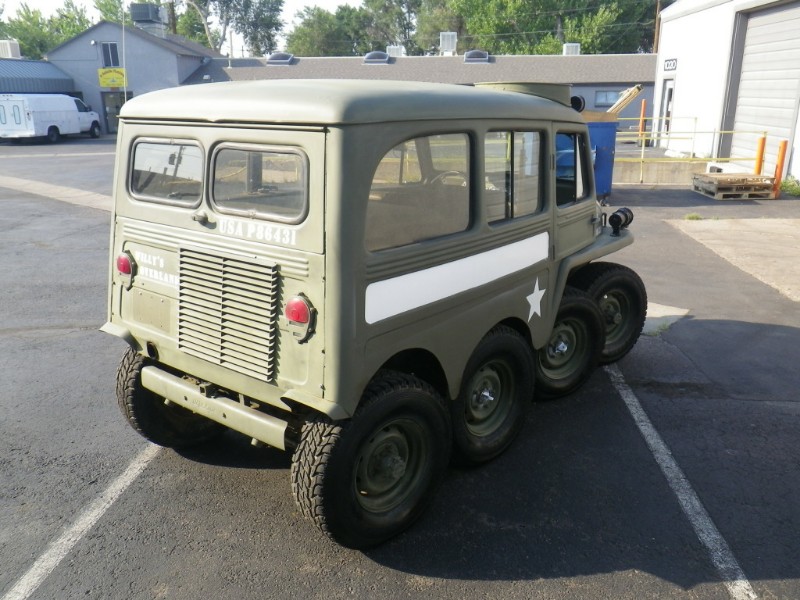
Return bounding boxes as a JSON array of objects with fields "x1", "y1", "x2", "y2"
[{"x1": 102, "y1": 79, "x2": 646, "y2": 548}]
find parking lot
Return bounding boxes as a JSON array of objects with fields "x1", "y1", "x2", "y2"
[{"x1": 1, "y1": 138, "x2": 799, "y2": 599}]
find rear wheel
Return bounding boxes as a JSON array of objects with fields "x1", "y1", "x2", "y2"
[
  {"x1": 46, "y1": 127, "x2": 60, "y2": 144},
  {"x1": 571, "y1": 262, "x2": 647, "y2": 364},
  {"x1": 451, "y1": 326, "x2": 533, "y2": 465},
  {"x1": 535, "y1": 287, "x2": 604, "y2": 399},
  {"x1": 116, "y1": 347, "x2": 223, "y2": 447},
  {"x1": 290, "y1": 371, "x2": 450, "y2": 549}
]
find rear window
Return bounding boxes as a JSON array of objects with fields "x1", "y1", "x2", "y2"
[
  {"x1": 130, "y1": 140, "x2": 203, "y2": 206},
  {"x1": 211, "y1": 145, "x2": 307, "y2": 223}
]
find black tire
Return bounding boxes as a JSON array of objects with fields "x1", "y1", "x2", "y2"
[
  {"x1": 534, "y1": 287, "x2": 605, "y2": 399},
  {"x1": 290, "y1": 371, "x2": 451, "y2": 549},
  {"x1": 116, "y1": 347, "x2": 223, "y2": 447},
  {"x1": 89, "y1": 122, "x2": 101, "y2": 138},
  {"x1": 451, "y1": 325, "x2": 534, "y2": 465},
  {"x1": 570, "y1": 262, "x2": 647, "y2": 364},
  {"x1": 46, "y1": 127, "x2": 60, "y2": 144}
]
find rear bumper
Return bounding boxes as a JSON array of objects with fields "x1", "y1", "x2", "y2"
[{"x1": 141, "y1": 365, "x2": 290, "y2": 451}]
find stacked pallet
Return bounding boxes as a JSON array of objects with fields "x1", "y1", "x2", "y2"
[{"x1": 692, "y1": 173, "x2": 776, "y2": 200}]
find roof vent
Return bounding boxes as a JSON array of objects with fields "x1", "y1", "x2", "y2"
[
  {"x1": 562, "y1": 43, "x2": 581, "y2": 56},
  {"x1": 464, "y1": 49, "x2": 490, "y2": 63},
  {"x1": 267, "y1": 51, "x2": 294, "y2": 65},
  {"x1": 364, "y1": 50, "x2": 390, "y2": 64},
  {"x1": 440, "y1": 32, "x2": 457, "y2": 56}
]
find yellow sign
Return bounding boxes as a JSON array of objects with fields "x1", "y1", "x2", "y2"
[{"x1": 98, "y1": 68, "x2": 127, "y2": 88}]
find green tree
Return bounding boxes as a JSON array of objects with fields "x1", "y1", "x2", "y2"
[
  {"x1": 286, "y1": 5, "x2": 374, "y2": 56},
  {"x1": 93, "y1": 0, "x2": 131, "y2": 24},
  {"x1": 176, "y1": 5, "x2": 216, "y2": 47},
  {"x1": 183, "y1": 0, "x2": 283, "y2": 55},
  {"x1": 4, "y1": 4, "x2": 54, "y2": 59},
  {"x1": 414, "y1": 0, "x2": 465, "y2": 54},
  {"x1": 52, "y1": 0, "x2": 92, "y2": 42},
  {"x1": 363, "y1": 0, "x2": 422, "y2": 55}
]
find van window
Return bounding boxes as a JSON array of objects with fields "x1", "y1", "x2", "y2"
[
  {"x1": 485, "y1": 131, "x2": 543, "y2": 222},
  {"x1": 0, "y1": 106, "x2": 5, "y2": 124},
  {"x1": 130, "y1": 140, "x2": 203, "y2": 205},
  {"x1": 555, "y1": 132, "x2": 589, "y2": 206},
  {"x1": 366, "y1": 133, "x2": 470, "y2": 251},
  {"x1": 212, "y1": 146, "x2": 307, "y2": 223},
  {"x1": 12, "y1": 105, "x2": 21, "y2": 125}
]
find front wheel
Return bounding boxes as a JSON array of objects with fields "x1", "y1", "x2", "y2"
[
  {"x1": 570, "y1": 262, "x2": 647, "y2": 364},
  {"x1": 89, "y1": 122, "x2": 101, "y2": 138},
  {"x1": 116, "y1": 347, "x2": 223, "y2": 447},
  {"x1": 290, "y1": 371, "x2": 451, "y2": 549},
  {"x1": 451, "y1": 326, "x2": 533, "y2": 465},
  {"x1": 535, "y1": 287, "x2": 605, "y2": 399}
]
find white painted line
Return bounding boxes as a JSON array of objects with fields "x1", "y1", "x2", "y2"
[
  {"x1": 2, "y1": 445, "x2": 160, "y2": 600},
  {"x1": 0, "y1": 175, "x2": 112, "y2": 212},
  {"x1": 605, "y1": 364, "x2": 758, "y2": 600}
]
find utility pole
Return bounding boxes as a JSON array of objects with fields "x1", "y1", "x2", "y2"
[{"x1": 653, "y1": 0, "x2": 662, "y2": 52}]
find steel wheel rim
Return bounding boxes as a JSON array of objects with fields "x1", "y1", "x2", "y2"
[
  {"x1": 354, "y1": 418, "x2": 428, "y2": 514},
  {"x1": 465, "y1": 360, "x2": 514, "y2": 437},
  {"x1": 599, "y1": 290, "x2": 631, "y2": 346},
  {"x1": 540, "y1": 317, "x2": 587, "y2": 378}
]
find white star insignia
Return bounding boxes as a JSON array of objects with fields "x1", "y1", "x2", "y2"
[{"x1": 527, "y1": 278, "x2": 546, "y2": 320}]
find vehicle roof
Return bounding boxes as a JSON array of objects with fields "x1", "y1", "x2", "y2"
[{"x1": 119, "y1": 79, "x2": 584, "y2": 126}]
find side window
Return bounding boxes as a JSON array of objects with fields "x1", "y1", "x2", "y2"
[
  {"x1": 12, "y1": 105, "x2": 21, "y2": 125},
  {"x1": 556, "y1": 132, "x2": 589, "y2": 206},
  {"x1": 74, "y1": 99, "x2": 88, "y2": 112},
  {"x1": 130, "y1": 140, "x2": 203, "y2": 205},
  {"x1": 0, "y1": 106, "x2": 5, "y2": 124},
  {"x1": 366, "y1": 133, "x2": 470, "y2": 251},
  {"x1": 101, "y1": 42, "x2": 120, "y2": 67},
  {"x1": 485, "y1": 131, "x2": 543, "y2": 222}
]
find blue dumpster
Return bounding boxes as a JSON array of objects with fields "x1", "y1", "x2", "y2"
[{"x1": 587, "y1": 121, "x2": 617, "y2": 202}]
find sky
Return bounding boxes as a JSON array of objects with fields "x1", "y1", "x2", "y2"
[{"x1": 1, "y1": 0, "x2": 362, "y2": 52}]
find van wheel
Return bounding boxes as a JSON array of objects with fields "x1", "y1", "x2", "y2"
[
  {"x1": 535, "y1": 287, "x2": 604, "y2": 399},
  {"x1": 46, "y1": 127, "x2": 60, "y2": 143},
  {"x1": 290, "y1": 371, "x2": 450, "y2": 549},
  {"x1": 451, "y1": 326, "x2": 533, "y2": 465},
  {"x1": 570, "y1": 262, "x2": 647, "y2": 364},
  {"x1": 116, "y1": 347, "x2": 223, "y2": 447},
  {"x1": 89, "y1": 122, "x2": 101, "y2": 138}
]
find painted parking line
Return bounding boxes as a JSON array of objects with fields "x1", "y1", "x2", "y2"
[
  {"x1": 1, "y1": 445, "x2": 160, "y2": 600},
  {"x1": 605, "y1": 364, "x2": 758, "y2": 600}
]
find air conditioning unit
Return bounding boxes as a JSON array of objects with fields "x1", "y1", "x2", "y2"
[
  {"x1": 0, "y1": 39, "x2": 21, "y2": 59},
  {"x1": 386, "y1": 45, "x2": 404, "y2": 58},
  {"x1": 440, "y1": 32, "x2": 457, "y2": 56},
  {"x1": 563, "y1": 43, "x2": 581, "y2": 56},
  {"x1": 130, "y1": 3, "x2": 162, "y2": 23}
]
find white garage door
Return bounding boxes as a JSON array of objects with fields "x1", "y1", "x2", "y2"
[{"x1": 729, "y1": 2, "x2": 800, "y2": 175}]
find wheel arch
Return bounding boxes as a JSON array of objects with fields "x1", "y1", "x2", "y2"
[{"x1": 378, "y1": 348, "x2": 449, "y2": 402}]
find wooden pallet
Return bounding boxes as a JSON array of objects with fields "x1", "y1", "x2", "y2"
[{"x1": 692, "y1": 173, "x2": 776, "y2": 200}]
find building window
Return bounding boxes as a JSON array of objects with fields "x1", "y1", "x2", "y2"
[
  {"x1": 101, "y1": 42, "x2": 120, "y2": 67},
  {"x1": 485, "y1": 131, "x2": 544, "y2": 222},
  {"x1": 595, "y1": 90, "x2": 621, "y2": 108},
  {"x1": 366, "y1": 133, "x2": 470, "y2": 251}
]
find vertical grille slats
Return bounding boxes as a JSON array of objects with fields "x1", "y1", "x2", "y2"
[{"x1": 178, "y1": 248, "x2": 279, "y2": 382}]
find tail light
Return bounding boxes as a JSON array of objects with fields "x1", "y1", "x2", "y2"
[
  {"x1": 116, "y1": 251, "x2": 136, "y2": 288},
  {"x1": 285, "y1": 295, "x2": 315, "y2": 342}
]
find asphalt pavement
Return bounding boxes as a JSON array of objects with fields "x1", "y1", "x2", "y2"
[{"x1": 1, "y1": 137, "x2": 798, "y2": 600}]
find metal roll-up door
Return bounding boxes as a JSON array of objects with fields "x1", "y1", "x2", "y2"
[{"x1": 727, "y1": 2, "x2": 800, "y2": 175}]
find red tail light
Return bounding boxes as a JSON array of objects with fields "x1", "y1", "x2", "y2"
[
  {"x1": 285, "y1": 296, "x2": 311, "y2": 324},
  {"x1": 116, "y1": 253, "x2": 133, "y2": 275}
]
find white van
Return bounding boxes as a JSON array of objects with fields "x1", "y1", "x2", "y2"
[{"x1": 0, "y1": 94, "x2": 102, "y2": 142}]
